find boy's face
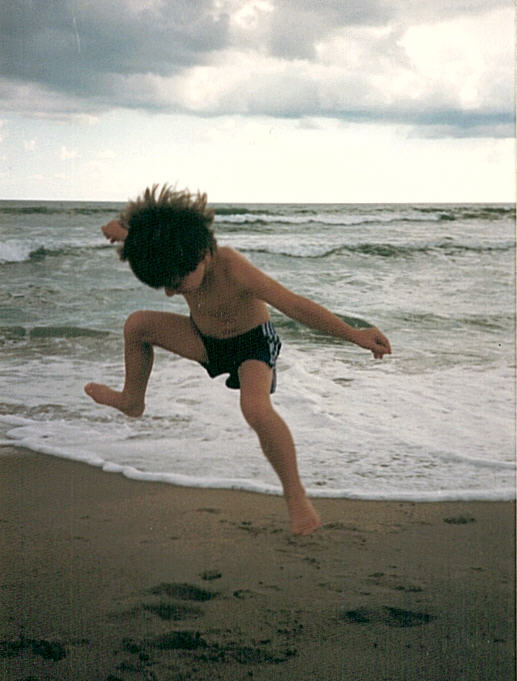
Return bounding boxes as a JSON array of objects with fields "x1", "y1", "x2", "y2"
[{"x1": 164, "y1": 255, "x2": 208, "y2": 297}]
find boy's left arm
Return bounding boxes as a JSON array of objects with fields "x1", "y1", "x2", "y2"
[{"x1": 230, "y1": 250, "x2": 391, "y2": 358}]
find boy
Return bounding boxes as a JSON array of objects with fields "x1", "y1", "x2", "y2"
[{"x1": 85, "y1": 185, "x2": 391, "y2": 535}]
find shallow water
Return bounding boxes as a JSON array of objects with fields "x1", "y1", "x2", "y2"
[{"x1": 1, "y1": 201, "x2": 515, "y2": 500}]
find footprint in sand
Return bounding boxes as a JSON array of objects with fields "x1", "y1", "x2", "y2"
[
  {"x1": 140, "y1": 582, "x2": 219, "y2": 621},
  {"x1": 200, "y1": 569, "x2": 222, "y2": 581},
  {"x1": 143, "y1": 602, "x2": 203, "y2": 621},
  {"x1": 341, "y1": 606, "x2": 436, "y2": 628},
  {"x1": 443, "y1": 516, "x2": 476, "y2": 524},
  {"x1": 112, "y1": 579, "x2": 300, "y2": 677},
  {"x1": 147, "y1": 582, "x2": 219, "y2": 601}
]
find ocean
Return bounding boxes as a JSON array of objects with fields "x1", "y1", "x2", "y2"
[{"x1": 0, "y1": 200, "x2": 515, "y2": 501}]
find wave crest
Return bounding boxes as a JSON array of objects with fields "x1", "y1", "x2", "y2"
[
  {"x1": 242, "y1": 240, "x2": 515, "y2": 260},
  {"x1": 0, "y1": 240, "x2": 109, "y2": 264},
  {"x1": 0, "y1": 325, "x2": 109, "y2": 340}
]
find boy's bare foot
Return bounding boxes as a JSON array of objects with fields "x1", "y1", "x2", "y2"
[
  {"x1": 84, "y1": 383, "x2": 144, "y2": 417},
  {"x1": 287, "y1": 494, "x2": 321, "y2": 535}
]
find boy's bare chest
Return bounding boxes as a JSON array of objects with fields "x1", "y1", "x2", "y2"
[
  {"x1": 185, "y1": 279, "x2": 267, "y2": 337},
  {"x1": 190, "y1": 289, "x2": 242, "y2": 319},
  {"x1": 183, "y1": 253, "x2": 269, "y2": 337},
  {"x1": 185, "y1": 281, "x2": 249, "y2": 333}
]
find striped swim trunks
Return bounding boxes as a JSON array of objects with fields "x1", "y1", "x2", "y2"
[{"x1": 192, "y1": 320, "x2": 282, "y2": 393}]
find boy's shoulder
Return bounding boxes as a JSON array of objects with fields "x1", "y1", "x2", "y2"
[
  {"x1": 214, "y1": 245, "x2": 246, "y2": 273},
  {"x1": 211, "y1": 246, "x2": 264, "y2": 292},
  {"x1": 213, "y1": 246, "x2": 274, "y2": 299},
  {"x1": 217, "y1": 245, "x2": 267, "y2": 278},
  {"x1": 215, "y1": 245, "x2": 236, "y2": 260}
]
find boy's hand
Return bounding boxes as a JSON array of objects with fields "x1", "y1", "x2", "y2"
[
  {"x1": 355, "y1": 327, "x2": 392, "y2": 359},
  {"x1": 102, "y1": 219, "x2": 128, "y2": 243}
]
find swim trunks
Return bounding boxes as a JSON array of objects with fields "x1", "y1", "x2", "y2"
[{"x1": 192, "y1": 319, "x2": 281, "y2": 393}]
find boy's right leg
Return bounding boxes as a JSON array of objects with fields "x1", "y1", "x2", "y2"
[{"x1": 84, "y1": 311, "x2": 207, "y2": 416}]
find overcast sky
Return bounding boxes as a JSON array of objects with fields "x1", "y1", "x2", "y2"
[{"x1": 0, "y1": 0, "x2": 514, "y2": 202}]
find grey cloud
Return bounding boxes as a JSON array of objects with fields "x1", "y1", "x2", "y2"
[
  {"x1": 266, "y1": 0, "x2": 390, "y2": 59},
  {"x1": 0, "y1": 0, "x2": 228, "y2": 98}
]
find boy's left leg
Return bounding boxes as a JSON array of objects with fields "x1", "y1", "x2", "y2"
[
  {"x1": 238, "y1": 360, "x2": 321, "y2": 535},
  {"x1": 85, "y1": 311, "x2": 207, "y2": 416}
]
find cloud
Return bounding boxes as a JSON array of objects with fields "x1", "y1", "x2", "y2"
[
  {"x1": 24, "y1": 139, "x2": 36, "y2": 151},
  {"x1": 0, "y1": 0, "x2": 228, "y2": 96},
  {"x1": 0, "y1": 0, "x2": 514, "y2": 138},
  {"x1": 155, "y1": 8, "x2": 515, "y2": 137}
]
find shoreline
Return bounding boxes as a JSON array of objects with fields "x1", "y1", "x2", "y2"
[
  {"x1": 1, "y1": 434, "x2": 514, "y2": 503},
  {"x1": 1, "y1": 446, "x2": 515, "y2": 680}
]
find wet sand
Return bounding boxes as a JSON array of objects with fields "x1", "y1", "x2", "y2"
[{"x1": 0, "y1": 447, "x2": 515, "y2": 680}]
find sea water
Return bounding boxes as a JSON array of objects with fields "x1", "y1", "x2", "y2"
[{"x1": 0, "y1": 201, "x2": 515, "y2": 500}]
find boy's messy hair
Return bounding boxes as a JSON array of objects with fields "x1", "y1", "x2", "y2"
[{"x1": 119, "y1": 184, "x2": 217, "y2": 289}]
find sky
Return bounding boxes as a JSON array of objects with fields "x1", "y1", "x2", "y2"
[{"x1": 0, "y1": 0, "x2": 515, "y2": 203}]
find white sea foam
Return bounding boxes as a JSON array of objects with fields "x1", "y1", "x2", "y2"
[
  {"x1": 1, "y1": 342, "x2": 515, "y2": 502},
  {"x1": 0, "y1": 235, "x2": 106, "y2": 264},
  {"x1": 1, "y1": 430, "x2": 514, "y2": 502},
  {"x1": 0, "y1": 239, "x2": 40, "y2": 263}
]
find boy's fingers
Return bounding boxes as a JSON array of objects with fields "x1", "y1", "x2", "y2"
[
  {"x1": 377, "y1": 334, "x2": 391, "y2": 353},
  {"x1": 361, "y1": 328, "x2": 391, "y2": 356},
  {"x1": 372, "y1": 337, "x2": 391, "y2": 358}
]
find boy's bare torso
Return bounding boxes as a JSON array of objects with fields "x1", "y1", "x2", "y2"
[{"x1": 184, "y1": 247, "x2": 270, "y2": 339}]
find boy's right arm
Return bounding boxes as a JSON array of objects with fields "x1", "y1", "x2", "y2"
[{"x1": 102, "y1": 219, "x2": 128, "y2": 243}]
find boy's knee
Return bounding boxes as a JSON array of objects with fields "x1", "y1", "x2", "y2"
[
  {"x1": 124, "y1": 310, "x2": 149, "y2": 339},
  {"x1": 240, "y1": 395, "x2": 273, "y2": 432}
]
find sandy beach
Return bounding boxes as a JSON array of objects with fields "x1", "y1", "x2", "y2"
[{"x1": 0, "y1": 447, "x2": 514, "y2": 681}]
